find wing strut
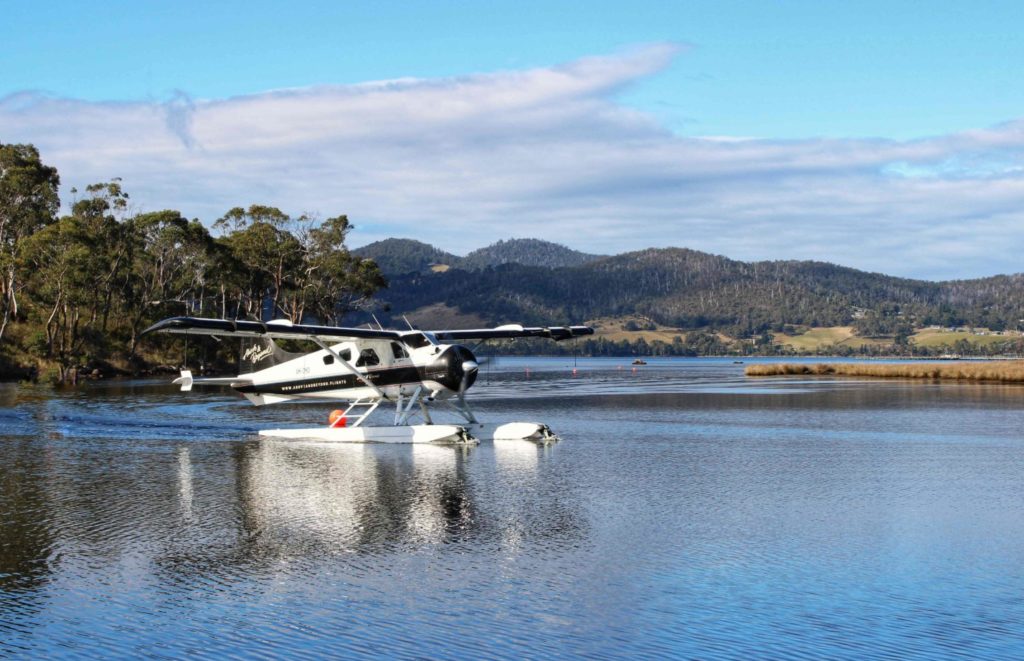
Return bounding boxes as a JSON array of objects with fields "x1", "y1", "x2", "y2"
[{"x1": 310, "y1": 336, "x2": 387, "y2": 399}]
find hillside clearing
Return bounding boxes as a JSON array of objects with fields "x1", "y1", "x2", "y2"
[{"x1": 910, "y1": 328, "x2": 1016, "y2": 348}]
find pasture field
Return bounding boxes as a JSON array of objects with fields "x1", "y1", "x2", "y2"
[{"x1": 910, "y1": 328, "x2": 1014, "y2": 348}]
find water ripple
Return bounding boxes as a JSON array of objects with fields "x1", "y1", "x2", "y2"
[{"x1": 3, "y1": 361, "x2": 1024, "y2": 658}]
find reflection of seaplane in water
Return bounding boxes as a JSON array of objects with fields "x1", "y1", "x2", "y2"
[{"x1": 143, "y1": 316, "x2": 593, "y2": 444}]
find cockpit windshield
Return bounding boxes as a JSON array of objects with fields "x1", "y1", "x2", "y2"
[{"x1": 400, "y1": 332, "x2": 432, "y2": 349}]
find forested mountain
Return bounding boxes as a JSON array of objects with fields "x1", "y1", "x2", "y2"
[
  {"x1": 366, "y1": 244, "x2": 1024, "y2": 339},
  {"x1": 459, "y1": 238, "x2": 603, "y2": 271},
  {"x1": 352, "y1": 238, "x2": 457, "y2": 275},
  {"x1": 354, "y1": 237, "x2": 602, "y2": 275}
]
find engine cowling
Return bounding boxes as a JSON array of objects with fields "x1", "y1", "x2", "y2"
[{"x1": 426, "y1": 345, "x2": 478, "y2": 393}]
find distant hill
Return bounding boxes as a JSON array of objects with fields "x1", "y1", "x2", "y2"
[
  {"x1": 358, "y1": 242, "x2": 1024, "y2": 347},
  {"x1": 352, "y1": 238, "x2": 457, "y2": 276},
  {"x1": 459, "y1": 238, "x2": 603, "y2": 270},
  {"x1": 355, "y1": 237, "x2": 604, "y2": 275}
]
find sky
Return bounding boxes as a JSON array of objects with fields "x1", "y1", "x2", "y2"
[{"x1": 2, "y1": 0, "x2": 1023, "y2": 279}]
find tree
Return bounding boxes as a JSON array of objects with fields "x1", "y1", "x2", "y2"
[
  {"x1": 18, "y1": 216, "x2": 93, "y2": 381},
  {"x1": 18, "y1": 181, "x2": 132, "y2": 380},
  {"x1": 123, "y1": 210, "x2": 216, "y2": 355},
  {"x1": 71, "y1": 181, "x2": 132, "y2": 333},
  {"x1": 214, "y1": 205, "x2": 303, "y2": 318},
  {"x1": 0, "y1": 144, "x2": 60, "y2": 341},
  {"x1": 893, "y1": 322, "x2": 913, "y2": 348},
  {"x1": 286, "y1": 215, "x2": 386, "y2": 324}
]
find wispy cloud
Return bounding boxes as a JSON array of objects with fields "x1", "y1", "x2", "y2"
[{"x1": 2, "y1": 43, "x2": 1023, "y2": 279}]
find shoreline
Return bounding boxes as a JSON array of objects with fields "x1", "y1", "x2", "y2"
[{"x1": 5, "y1": 354, "x2": 1024, "y2": 385}]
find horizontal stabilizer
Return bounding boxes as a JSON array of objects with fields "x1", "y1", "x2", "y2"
[{"x1": 172, "y1": 370, "x2": 193, "y2": 392}]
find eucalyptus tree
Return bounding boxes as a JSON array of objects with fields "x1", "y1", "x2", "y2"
[
  {"x1": 68, "y1": 181, "x2": 132, "y2": 333},
  {"x1": 19, "y1": 214, "x2": 91, "y2": 380},
  {"x1": 18, "y1": 181, "x2": 131, "y2": 379},
  {"x1": 285, "y1": 215, "x2": 386, "y2": 325},
  {"x1": 123, "y1": 210, "x2": 217, "y2": 355},
  {"x1": 214, "y1": 205, "x2": 303, "y2": 319},
  {"x1": 0, "y1": 143, "x2": 60, "y2": 342},
  {"x1": 213, "y1": 206, "x2": 384, "y2": 323}
]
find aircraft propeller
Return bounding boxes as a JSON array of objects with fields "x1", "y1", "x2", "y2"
[{"x1": 459, "y1": 358, "x2": 479, "y2": 398}]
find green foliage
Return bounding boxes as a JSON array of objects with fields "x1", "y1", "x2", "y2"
[
  {"x1": 458, "y1": 238, "x2": 603, "y2": 271},
  {"x1": 0, "y1": 143, "x2": 61, "y2": 342},
  {"x1": 352, "y1": 238, "x2": 457, "y2": 275},
  {"x1": 0, "y1": 146, "x2": 386, "y2": 381},
  {"x1": 366, "y1": 244, "x2": 1024, "y2": 351},
  {"x1": 353, "y1": 237, "x2": 602, "y2": 276},
  {"x1": 285, "y1": 215, "x2": 387, "y2": 325}
]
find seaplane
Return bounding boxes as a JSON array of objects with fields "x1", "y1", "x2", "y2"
[{"x1": 143, "y1": 316, "x2": 593, "y2": 444}]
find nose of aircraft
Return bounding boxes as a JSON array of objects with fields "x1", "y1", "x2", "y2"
[{"x1": 433, "y1": 345, "x2": 478, "y2": 393}]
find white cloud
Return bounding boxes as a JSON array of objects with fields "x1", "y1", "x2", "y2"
[{"x1": 2, "y1": 43, "x2": 1024, "y2": 280}]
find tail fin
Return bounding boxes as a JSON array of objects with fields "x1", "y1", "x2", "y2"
[{"x1": 239, "y1": 336, "x2": 305, "y2": 373}]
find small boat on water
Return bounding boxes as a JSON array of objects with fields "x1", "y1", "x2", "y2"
[{"x1": 632, "y1": 359, "x2": 647, "y2": 365}]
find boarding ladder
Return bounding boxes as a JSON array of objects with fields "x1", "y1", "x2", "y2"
[{"x1": 339, "y1": 397, "x2": 381, "y2": 428}]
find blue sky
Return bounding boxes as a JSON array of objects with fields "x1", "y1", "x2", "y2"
[
  {"x1": 6, "y1": 0, "x2": 1023, "y2": 138},
  {"x1": 3, "y1": 1, "x2": 1024, "y2": 278}
]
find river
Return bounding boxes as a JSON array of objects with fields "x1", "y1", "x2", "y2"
[{"x1": 2, "y1": 357, "x2": 1024, "y2": 658}]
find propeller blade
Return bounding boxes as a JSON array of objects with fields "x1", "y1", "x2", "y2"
[{"x1": 459, "y1": 359, "x2": 479, "y2": 396}]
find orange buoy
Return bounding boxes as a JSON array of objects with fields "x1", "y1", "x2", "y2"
[{"x1": 328, "y1": 410, "x2": 347, "y2": 428}]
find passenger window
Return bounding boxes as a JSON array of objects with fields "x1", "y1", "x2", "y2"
[
  {"x1": 340, "y1": 349, "x2": 351, "y2": 361},
  {"x1": 391, "y1": 342, "x2": 409, "y2": 359},
  {"x1": 325, "y1": 349, "x2": 351, "y2": 364},
  {"x1": 356, "y1": 348, "x2": 380, "y2": 367}
]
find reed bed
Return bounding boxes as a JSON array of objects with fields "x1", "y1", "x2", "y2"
[{"x1": 745, "y1": 361, "x2": 1024, "y2": 382}]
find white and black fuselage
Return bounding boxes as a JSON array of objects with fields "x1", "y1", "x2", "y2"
[{"x1": 232, "y1": 333, "x2": 479, "y2": 406}]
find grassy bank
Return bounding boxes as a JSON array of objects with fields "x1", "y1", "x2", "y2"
[{"x1": 745, "y1": 361, "x2": 1024, "y2": 383}]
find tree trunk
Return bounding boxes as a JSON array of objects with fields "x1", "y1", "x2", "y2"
[
  {"x1": 0, "y1": 266, "x2": 15, "y2": 342},
  {"x1": 0, "y1": 302, "x2": 8, "y2": 343},
  {"x1": 44, "y1": 293, "x2": 62, "y2": 357}
]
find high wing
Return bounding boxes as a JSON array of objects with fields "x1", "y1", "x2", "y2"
[
  {"x1": 142, "y1": 316, "x2": 402, "y2": 341},
  {"x1": 142, "y1": 317, "x2": 594, "y2": 342}
]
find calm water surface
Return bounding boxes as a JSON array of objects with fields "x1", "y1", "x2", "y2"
[{"x1": 2, "y1": 357, "x2": 1024, "y2": 659}]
